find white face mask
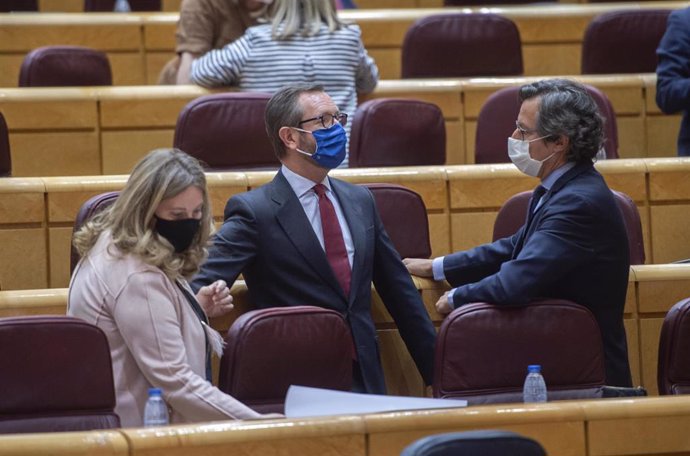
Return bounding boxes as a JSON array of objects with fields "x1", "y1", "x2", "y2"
[{"x1": 507, "y1": 136, "x2": 557, "y2": 178}]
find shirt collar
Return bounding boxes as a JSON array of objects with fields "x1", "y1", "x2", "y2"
[
  {"x1": 281, "y1": 164, "x2": 330, "y2": 197},
  {"x1": 541, "y1": 161, "x2": 576, "y2": 191}
]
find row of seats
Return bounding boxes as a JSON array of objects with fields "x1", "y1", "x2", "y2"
[
  {"x1": 0, "y1": 84, "x2": 619, "y2": 176},
  {"x1": 13, "y1": 9, "x2": 669, "y2": 86},
  {"x1": 3, "y1": 289, "x2": 688, "y2": 433}
]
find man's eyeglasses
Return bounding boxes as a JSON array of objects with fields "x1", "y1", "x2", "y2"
[
  {"x1": 515, "y1": 120, "x2": 537, "y2": 141},
  {"x1": 298, "y1": 113, "x2": 348, "y2": 129}
]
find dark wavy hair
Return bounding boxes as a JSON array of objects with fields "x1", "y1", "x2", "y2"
[{"x1": 518, "y1": 79, "x2": 604, "y2": 163}]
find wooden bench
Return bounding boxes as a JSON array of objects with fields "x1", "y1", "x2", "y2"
[
  {"x1": 1, "y1": 2, "x2": 686, "y2": 85},
  {"x1": 0, "y1": 76, "x2": 682, "y2": 177},
  {"x1": 4, "y1": 158, "x2": 690, "y2": 291}
]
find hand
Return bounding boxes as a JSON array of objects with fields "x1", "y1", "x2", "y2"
[
  {"x1": 196, "y1": 280, "x2": 234, "y2": 318},
  {"x1": 402, "y1": 258, "x2": 434, "y2": 278},
  {"x1": 435, "y1": 291, "x2": 453, "y2": 315}
]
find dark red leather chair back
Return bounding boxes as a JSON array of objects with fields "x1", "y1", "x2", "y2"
[
  {"x1": 363, "y1": 183, "x2": 431, "y2": 259},
  {"x1": 19, "y1": 46, "x2": 112, "y2": 87},
  {"x1": 84, "y1": 0, "x2": 161, "y2": 11},
  {"x1": 219, "y1": 306, "x2": 353, "y2": 413},
  {"x1": 658, "y1": 298, "x2": 690, "y2": 395},
  {"x1": 0, "y1": 1, "x2": 37, "y2": 11},
  {"x1": 402, "y1": 13, "x2": 523, "y2": 78},
  {"x1": 433, "y1": 300, "x2": 606, "y2": 404},
  {"x1": 174, "y1": 92, "x2": 278, "y2": 171},
  {"x1": 0, "y1": 112, "x2": 11, "y2": 177},
  {"x1": 475, "y1": 85, "x2": 618, "y2": 164},
  {"x1": 349, "y1": 98, "x2": 445, "y2": 167},
  {"x1": 492, "y1": 189, "x2": 644, "y2": 264},
  {"x1": 581, "y1": 10, "x2": 671, "y2": 74},
  {"x1": 0, "y1": 316, "x2": 119, "y2": 433},
  {"x1": 71, "y1": 192, "x2": 119, "y2": 274}
]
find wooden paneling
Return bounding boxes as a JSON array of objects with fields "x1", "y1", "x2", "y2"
[{"x1": 1, "y1": 3, "x2": 686, "y2": 86}]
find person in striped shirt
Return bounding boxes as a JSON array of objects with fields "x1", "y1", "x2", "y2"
[{"x1": 191, "y1": 0, "x2": 378, "y2": 167}]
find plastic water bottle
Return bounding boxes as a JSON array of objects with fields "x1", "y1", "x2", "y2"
[
  {"x1": 523, "y1": 364, "x2": 548, "y2": 403},
  {"x1": 143, "y1": 388, "x2": 169, "y2": 427},
  {"x1": 113, "y1": 0, "x2": 132, "y2": 12}
]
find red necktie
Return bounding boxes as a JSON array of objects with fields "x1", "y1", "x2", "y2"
[{"x1": 313, "y1": 184, "x2": 351, "y2": 297}]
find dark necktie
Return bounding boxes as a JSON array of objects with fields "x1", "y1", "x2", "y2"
[
  {"x1": 528, "y1": 185, "x2": 547, "y2": 219},
  {"x1": 313, "y1": 184, "x2": 351, "y2": 297}
]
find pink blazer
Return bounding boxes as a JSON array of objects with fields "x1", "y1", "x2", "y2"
[{"x1": 68, "y1": 232, "x2": 262, "y2": 427}]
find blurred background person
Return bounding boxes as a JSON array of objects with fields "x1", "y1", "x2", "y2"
[
  {"x1": 68, "y1": 148, "x2": 275, "y2": 426},
  {"x1": 191, "y1": 0, "x2": 378, "y2": 167},
  {"x1": 158, "y1": 0, "x2": 272, "y2": 84},
  {"x1": 656, "y1": 6, "x2": 690, "y2": 156}
]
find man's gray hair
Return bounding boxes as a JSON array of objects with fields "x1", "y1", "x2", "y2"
[
  {"x1": 519, "y1": 79, "x2": 604, "y2": 163},
  {"x1": 265, "y1": 83, "x2": 325, "y2": 159}
]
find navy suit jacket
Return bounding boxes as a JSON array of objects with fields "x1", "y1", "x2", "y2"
[
  {"x1": 192, "y1": 171, "x2": 436, "y2": 394},
  {"x1": 656, "y1": 7, "x2": 690, "y2": 156},
  {"x1": 443, "y1": 163, "x2": 632, "y2": 387}
]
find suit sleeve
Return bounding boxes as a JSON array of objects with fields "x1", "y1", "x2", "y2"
[
  {"x1": 443, "y1": 233, "x2": 519, "y2": 287},
  {"x1": 656, "y1": 10, "x2": 690, "y2": 114},
  {"x1": 113, "y1": 271, "x2": 263, "y2": 421},
  {"x1": 369, "y1": 194, "x2": 436, "y2": 385},
  {"x1": 191, "y1": 195, "x2": 258, "y2": 292},
  {"x1": 451, "y1": 192, "x2": 596, "y2": 306}
]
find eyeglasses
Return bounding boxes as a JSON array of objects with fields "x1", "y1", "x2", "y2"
[
  {"x1": 298, "y1": 113, "x2": 348, "y2": 129},
  {"x1": 515, "y1": 120, "x2": 537, "y2": 141}
]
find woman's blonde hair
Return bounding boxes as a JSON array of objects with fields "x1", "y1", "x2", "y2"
[
  {"x1": 267, "y1": 0, "x2": 343, "y2": 40},
  {"x1": 73, "y1": 148, "x2": 213, "y2": 280}
]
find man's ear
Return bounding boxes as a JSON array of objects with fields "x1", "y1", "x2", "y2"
[
  {"x1": 554, "y1": 134, "x2": 569, "y2": 153},
  {"x1": 278, "y1": 126, "x2": 298, "y2": 150}
]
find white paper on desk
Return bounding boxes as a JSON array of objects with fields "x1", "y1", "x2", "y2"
[{"x1": 284, "y1": 385, "x2": 468, "y2": 418}]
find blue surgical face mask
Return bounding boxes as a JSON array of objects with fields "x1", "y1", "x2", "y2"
[{"x1": 293, "y1": 123, "x2": 347, "y2": 169}]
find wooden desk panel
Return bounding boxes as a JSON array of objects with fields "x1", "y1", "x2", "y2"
[{"x1": 2, "y1": 3, "x2": 685, "y2": 85}]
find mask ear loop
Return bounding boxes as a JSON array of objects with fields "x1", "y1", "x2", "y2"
[{"x1": 290, "y1": 127, "x2": 318, "y2": 157}]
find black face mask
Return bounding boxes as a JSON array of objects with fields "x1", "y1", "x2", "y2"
[{"x1": 154, "y1": 217, "x2": 201, "y2": 253}]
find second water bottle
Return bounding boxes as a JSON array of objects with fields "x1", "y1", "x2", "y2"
[{"x1": 523, "y1": 364, "x2": 547, "y2": 403}]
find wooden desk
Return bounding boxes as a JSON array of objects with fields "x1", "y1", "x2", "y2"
[
  {"x1": 2, "y1": 2, "x2": 687, "y2": 86},
  {"x1": 0, "y1": 76, "x2": 681, "y2": 177}
]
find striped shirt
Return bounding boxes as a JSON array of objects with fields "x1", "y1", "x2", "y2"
[{"x1": 191, "y1": 23, "x2": 379, "y2": 167}]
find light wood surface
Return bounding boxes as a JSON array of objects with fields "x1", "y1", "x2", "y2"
[
  {"x1": 3, "y1": 389, "x2": 690, "y2": 456},
  {"x1": 0, "y1": 76, "x2": 682, "y2": 178},
  {"x1": 3, "y1": 157, "x2": 690, "y2": 290}
]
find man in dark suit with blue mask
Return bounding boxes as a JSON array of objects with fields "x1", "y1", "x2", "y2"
[
  {"x1": 192, "y1": 83, "x2": 436, "y2": 394},
  {"x1": 404, "y1": 79, "x2": 632, "y2": 388}
]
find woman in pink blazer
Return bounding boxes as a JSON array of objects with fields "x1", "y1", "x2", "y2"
[{"x1": 68, "y1": 148, "x2": 272, "y2": 427}]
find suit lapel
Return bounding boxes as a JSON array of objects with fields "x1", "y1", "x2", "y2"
[
  {"x1": 330, "y1": 178, "x2": 366, "y2": 307},
  {"x1": 271, "y1": 171, "x2": 348, "y2": 304},
  {"x1": 513, "y1": 163, "x2": 594, "y2": 257}
]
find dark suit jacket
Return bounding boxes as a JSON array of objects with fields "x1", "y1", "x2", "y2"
[
  {"x1": 192, "y1": 171, "x2": 436, "y2": 394},
  {"x1": 656, "y1": 7, "x2": 690, "y2": 156},
  {"x1": 443, "y1": 163, "x2": 633, "y2": 387}
]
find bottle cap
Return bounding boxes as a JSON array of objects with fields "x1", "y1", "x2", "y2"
[
  {"x1": 148, "y1": 388, "x2": 162, "y2": 396},
  {"x1": 527, "y1": 364, "x2": 542, "y2": 373}
]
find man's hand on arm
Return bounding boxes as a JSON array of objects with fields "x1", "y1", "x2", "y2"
[
  {"x1": 435, "y1": 291, "x2": 453, "y2": 315},
  {"x1": 402, "y1": 258, "x2": 434, "y2": 278}
]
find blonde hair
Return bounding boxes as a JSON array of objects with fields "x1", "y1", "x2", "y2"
[
  {"x1": 267, "y1": 0, "x2": 343, "y2": 40},
  {"x1": 73, "y1": 148, "x2": 213, "y2": 280}
]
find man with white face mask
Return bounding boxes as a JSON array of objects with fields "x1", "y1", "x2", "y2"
[{"x1": 404, "y1": 79, "x2": 632, "y2": 388}]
